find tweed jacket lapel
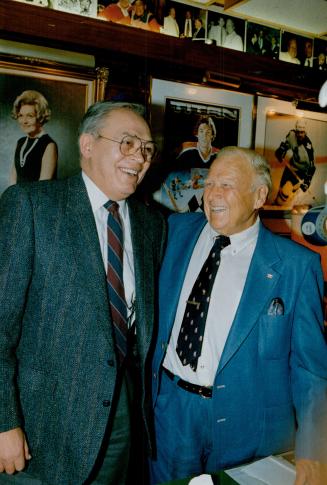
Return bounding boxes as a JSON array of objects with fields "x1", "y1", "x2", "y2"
[
  {"x1": 217, "y1": 223, "x2": 282, "y2": 374},
  {"x1": 65, "y1": 174, "x2": 113, "y2": 345}
]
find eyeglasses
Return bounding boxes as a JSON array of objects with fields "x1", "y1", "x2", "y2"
[{"x1": 97, "y1": 133, "x2": 157, "y2": 162}]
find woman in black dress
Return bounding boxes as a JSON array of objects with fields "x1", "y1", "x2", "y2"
[{"x1": 11, "y1": 90, "x2": 58, "y2": 184}]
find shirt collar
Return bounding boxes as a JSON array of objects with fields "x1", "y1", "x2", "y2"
[
  {"x1": 206, "y1": 217, "x2": 260, "y2": 254},
  {"x1": 82, "y1": 171, "x2": 127, "y2": 217}
]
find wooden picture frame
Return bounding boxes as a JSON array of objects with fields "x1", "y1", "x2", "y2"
[
  {"x1": 255, "y1": 95, "x2": 327, "y2": 237},
  {"x1": 0, "y1": 55, "x2": 101, "y2": 195},
  {"x1": 149, "y1": 78, "x2": 253, "y2": 212},
  {"x1": 255, "y1": 95, "x2": 327, "y2": 208}
]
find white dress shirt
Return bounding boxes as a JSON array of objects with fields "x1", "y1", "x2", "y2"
[
  {"x1": 82, "y1": 172, "x2": 136, "y2": 325},
  {"x1": 161, "y1": 15, "x2": 180, "y2": 37},
  {"x1": 163, "y1": 219, "x2": 259, "y2": 386},
  {"x1": 279, "y1": 51, "x2": 301, "y2": 64},
  {"x1": 184, "y1": 18, "x2": 192, "y2": 38},
  {"x1": 208, "y1": 25, "x2": 226, "y2": 46},
  {"x1": 223, "y1": 31, "x2": 243, "y2": 51}
]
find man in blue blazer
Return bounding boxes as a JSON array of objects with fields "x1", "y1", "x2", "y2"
[
  {"x1": 150, "y1": 147, "x2": 327, "y2": 484},
  {"x1": 0, "y1": 102, "x2": 166, "y2": 484}
]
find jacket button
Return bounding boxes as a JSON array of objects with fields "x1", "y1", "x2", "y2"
[
  {"x1": 107, "y1": 359, "x2": 115, "y2": 367},
  {"x1": 102, "y1": 400, "x2": 111, "y2": 407}
]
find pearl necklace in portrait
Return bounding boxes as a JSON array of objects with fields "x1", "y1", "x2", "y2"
[{"x1": 20, "y1": 137, "x2": 39, "y2": 168}]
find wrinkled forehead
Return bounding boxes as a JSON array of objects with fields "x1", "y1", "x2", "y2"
[
  {"x1": 107, "y1": 107, "x2": 148, "y2": 128},
  {"x1": 208, "y1": 153, "x2": 253, "y2": 178}
]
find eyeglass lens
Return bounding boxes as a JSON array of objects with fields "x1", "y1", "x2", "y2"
[{"x1": 120, "y1": 135, "x2": 156, "y2": 161}]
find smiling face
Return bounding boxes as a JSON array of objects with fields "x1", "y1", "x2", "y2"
[
  {"x1": 288, "y1": 38, "x2": 297, "y2": 58},
  {"x1": 169, "y1": 7, "x2": 176, "y2": 18},
  {"x1": 226, "y1": 18, "x2": 234, "y2": 34},
  {"x1": 80, "y1": 108, "x2": 152, "y2": 201},
  {"x1": 203, "y1": 153, "x2": 267, "y2": 235},
  {"x1": 119, "y1": 0, "x2": 130, "y2": 8},
  {"x1": 17, "y1": 104, "x2": 42, "y2": 137},
  {"x1": 304, "y1": 41, "x2": 313, "y2": 58},
  {"x1": 134, "y1": 0, "x2": 145, "y2": 16},
  {"x1": 196, "y1": 123, "x2": 213, "y2": 149}
]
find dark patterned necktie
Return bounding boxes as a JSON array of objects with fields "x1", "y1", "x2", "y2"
[
  {"x1": 104, "y1": 201, "x2": 128, "y2": 365},
  {"x1": 186, "y1": 19, "x2": 190, "y2": 37},
  {"x1": 176, "y1": 235, "x2": 230, "y2": 371}
]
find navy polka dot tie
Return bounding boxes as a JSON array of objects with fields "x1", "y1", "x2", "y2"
[{"x1": 176, "y1": 235, "x2": 230, "y2": 371}]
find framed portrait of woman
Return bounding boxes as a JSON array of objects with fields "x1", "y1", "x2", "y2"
[{"x1": 0, "y1": 55, "x2": 100, "y2": 195}]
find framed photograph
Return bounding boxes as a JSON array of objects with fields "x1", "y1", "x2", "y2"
[
  {"x1": 13, "y1": 0, "x2": 50, "y2": 6},
  {"x1": 255, "y1": 96, "x2": 327, "y2": 209},
  {"x1": 0, "y1": 56, "x2": 98, "y2": 195},
  {"x1": 245, "y1": 21, "x2": 281, "y2": 60},
  {"x1": 313, "y1": 38, "x2": 327, "y2": 71},
  {"x1": 207, "y1": 12, "x2": 245, "y2": 51},
  {"x1": 175, "y1": 4, "x2": 204, "y2": 40},
  {"x1": 150, "y1": 78, "x2": 253, "y2": 212},
  {"x1": 53, "y1": 0, "x2": 98, "y2": 17},
  {"x1": 279, "y1": 31, "x2": 312, "y2": 66}
]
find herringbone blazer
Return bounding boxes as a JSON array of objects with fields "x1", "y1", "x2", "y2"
[{"x1": 0, "y1": 173, "x2": 166, "y2": 485}]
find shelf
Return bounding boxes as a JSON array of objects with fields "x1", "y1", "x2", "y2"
[{"x1": 0, "y1": 1, "x2": 324, "y2": 101}]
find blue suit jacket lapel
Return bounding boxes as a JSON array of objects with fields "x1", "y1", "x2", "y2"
[
  {"x1": 161, "y1": 214, "x2": 207, "y2": 340},
  {"x1": 218, "y1": 224, "x2": 282, "y2": 374}
]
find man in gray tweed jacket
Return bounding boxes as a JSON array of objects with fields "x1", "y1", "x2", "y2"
[{"x1": 0, "y1": 101, "x2": 166, "y2": 485}]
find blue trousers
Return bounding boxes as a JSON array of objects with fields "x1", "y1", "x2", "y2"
[{"x1": 149, "y1": 370, "x2": 218, "y2": 485}]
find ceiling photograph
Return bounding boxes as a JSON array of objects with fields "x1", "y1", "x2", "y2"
[{"x1": 190, "y1": 0, "x2": 327, "y2": 38}]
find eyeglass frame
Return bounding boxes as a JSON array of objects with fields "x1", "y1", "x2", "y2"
[{"x1": 96, "y1": 133, "x2": 158, "y2": 162}]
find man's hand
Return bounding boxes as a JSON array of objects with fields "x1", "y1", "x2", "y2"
[
  {"x1": 295, "y1": 458, "x2": 327, "y2": 485},
  {"x1": 0, "y1": 427, "x2": 31, "y2": 474}
]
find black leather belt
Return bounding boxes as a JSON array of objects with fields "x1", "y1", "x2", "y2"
[{"x1": 162, "y1": 367, "x2": 212, "y2": 398}]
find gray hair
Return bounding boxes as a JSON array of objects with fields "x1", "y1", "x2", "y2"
[
  {"x1": 78, "y1": 101, "x2": 146, "y2": 139},
  {"x1": 214, "y1": 146, "x2": 272, "y2": 196},
  {"x1": 12, "y1": 90, "x2": 51, "y2": 125}
]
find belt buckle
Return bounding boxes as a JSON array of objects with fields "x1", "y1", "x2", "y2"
[{"x1": 199, "y1": 386, "x2": 211, "y2": 399}]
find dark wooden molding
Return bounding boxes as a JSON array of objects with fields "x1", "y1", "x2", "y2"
[
  {"x1": 224, "y1": 0, "x2": 246, "y2": 9},
  {"x1": 0, "y1": 1, "x2": 324, "y2": 102}
]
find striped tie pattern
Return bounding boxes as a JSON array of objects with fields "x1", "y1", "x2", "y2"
[
  {"x1": 176, "y1": 235, "x2": 230, "y2": 371},
  {"x1": 104, "y1": 201, "x2": 128, "y2": 364}
]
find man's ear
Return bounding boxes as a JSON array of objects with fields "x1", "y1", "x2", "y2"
[
  {"x1": 254, "y1": 185, "x2": 269, "y2": 209},
  {"x1": 79, "y1": 133, "x2": 95, "y2": 158}
]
